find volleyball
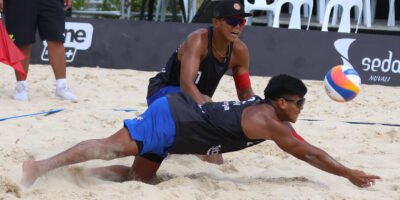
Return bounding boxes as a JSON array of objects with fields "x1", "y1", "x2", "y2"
[{"x1": 323, "y1": 65, "x2": 361, "y2": 102}]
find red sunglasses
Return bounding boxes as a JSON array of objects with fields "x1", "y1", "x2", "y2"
[{"x1": 223, "y1": 17, "x2": 247, "y2": 27}]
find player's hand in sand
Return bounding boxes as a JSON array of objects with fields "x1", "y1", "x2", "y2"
[{"x1": 345, "y1": 169, "x2": 380, "y2": 188}]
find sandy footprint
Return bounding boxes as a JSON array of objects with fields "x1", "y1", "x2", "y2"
[
  {"x1": 68, "y1": 166, "x2": 100, "y2": 187},
  {"x1": 0, "y1": 175, "x2": 21, "y2": 198}
]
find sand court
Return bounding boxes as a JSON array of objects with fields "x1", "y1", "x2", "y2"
[{"x1": 0, "y1": 64, "x2": 399, "y2": 199}]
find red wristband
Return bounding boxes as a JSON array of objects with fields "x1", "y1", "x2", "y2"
[
  {"x1": 233, "y1": 72, "x2": 251, "y2": 90},
  {"x1": 292, "y1": 129, "x2": 305, "y2": 142}
]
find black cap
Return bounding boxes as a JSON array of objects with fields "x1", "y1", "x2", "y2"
[{"x1": 213, "y1": 0, "x2": 252, "y2": 18}]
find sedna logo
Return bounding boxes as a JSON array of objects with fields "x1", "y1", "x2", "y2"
[
  {"x1": 334, "y1": 38, "x2": 399, "y2": 83},
  {"x1": 41, "y1": 22, "x2": 94, "y2": 62},
  {"x1": 361, "y1": 51, "x2": 400, "y2": 83},
  {"x1": 333, "y1": 38, "x2": 356, "y2": 68}
]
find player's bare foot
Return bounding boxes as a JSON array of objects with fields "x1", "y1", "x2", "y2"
[{"x1": 21, "y1": 160, "x2": 41, "y2": 187}]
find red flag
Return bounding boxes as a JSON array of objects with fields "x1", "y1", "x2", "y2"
[{"x1": 0, "y1": 16, "x2": 26, "y2": 79}]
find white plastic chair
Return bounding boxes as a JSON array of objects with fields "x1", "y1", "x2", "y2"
[
  {"x1": 387, "y1": 0, "x2": 396, "y2": 26},
  {"x1": 155, "y1": 0, "x2": 195, "y2": 22},
  {"x1": 244, "y1": 0, "x2": 276, "y2": 26},
  {"x1": 332, "y1": 0, "x2": 372, "y2": 27},
  {"x1": 272, "y1": 0, "x2": 314, "y2": 30},
  {"x1": 155, "y1": 0, "x2": 168, "y2": 22},
  {"x1": 303, "y1": 0, "x2": 326, "y2": 24},
  {"x1": 361, "y1": 0, "x2": 372, "y2": 27},
  {"x1": 317, "y1": 0, "x2": 328, "y2": 23},
  {"x1": 183, "y1": 0, "x2": 197, "y2": 22},
  {"x1": 322, "y1": 0, "x2": 363, "y2": 33},
  {"x1": 370, "y1": 0, "x2": 396, "y2": 27}
]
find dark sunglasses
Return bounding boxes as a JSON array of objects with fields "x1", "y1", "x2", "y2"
[
  {"x1": 283, "y1": 97, "x2": 306, "y2": 108},
  {"x1": 223, "y1": 17, "x2": 247, "y2": 27}
]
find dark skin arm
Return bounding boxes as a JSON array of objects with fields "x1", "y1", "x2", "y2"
[
  {"x1": 179, "y1": 27, "x2": 254, "y2": 104},
  {"x1": 231, "y1": 42, "x2": 254, "y2": 101},
  {"x1": 178, "y1": 29, "x2": 222, "y2": 164},
  {"x1": 179, "y1": 30, "x2": 211, "y2": 105},
  {"x1": 272, "y1": 124, "x2": 381, "y2": 188}
]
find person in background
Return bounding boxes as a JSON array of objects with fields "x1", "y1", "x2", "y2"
[
  {"x1": 146, "y1": 0, "x2": 254, "y2": 164},
  {"x1": 0, "y1": 0, "x2": 77, "y2": 101}
]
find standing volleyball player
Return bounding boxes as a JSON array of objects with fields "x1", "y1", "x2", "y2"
[
  {"x1": 0, "y1": 0, "x2": 77, "y2": 101},
  {"x1": 146, "y1": 0, "x2": 254, "y2": 164}
]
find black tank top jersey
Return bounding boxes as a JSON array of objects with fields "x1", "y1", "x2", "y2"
[
  {"x1": 147, "y1": 27, "x2": 233, "y2": 98},
  {"x1": 167, "y1": 93, "x2": 265, "y2": 155}
]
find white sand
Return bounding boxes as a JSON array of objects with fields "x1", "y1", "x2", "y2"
[{"x1": 0, "y1": 63, "x2": 399, "y2": 200}]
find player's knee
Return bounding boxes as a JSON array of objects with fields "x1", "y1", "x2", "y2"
[{"x1": 127, "y1": 169, "x2": 154, "y2": 183}]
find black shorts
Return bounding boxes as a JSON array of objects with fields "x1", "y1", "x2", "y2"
[{"x1": 4, "y1": 0, "x2": 66, "y2": 46}]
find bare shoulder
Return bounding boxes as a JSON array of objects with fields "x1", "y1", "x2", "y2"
[
  {"x1": 232, "y1": 39, "x2": 249, "y2": 54},
  {"x1": 186, "y1": 28, "x2": 209, "y2": 43},
  {"x1": 179, "y1": 28, "x2": 209, "y2": 57},
  {"x1": 242, "y1": 104, "x2": 281, "y2": 140}
]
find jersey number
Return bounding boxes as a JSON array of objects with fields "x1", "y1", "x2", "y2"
[{"x1": 194, "y1": 71, "x2": 202, "y2": 84}]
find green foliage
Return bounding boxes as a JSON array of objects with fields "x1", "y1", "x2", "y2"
[
  {"x1": 129, "y1": 0, "x2": 142, "y2": 11},
  {"x1": 70, "y1": 0, "x2": 189, "y2": 20},
  {"x1": 98, "y1": 0, "x2": 122, "y2": 11},
  {"x1": 73, "y1": 0, "x2": 87, "y2": 10}
]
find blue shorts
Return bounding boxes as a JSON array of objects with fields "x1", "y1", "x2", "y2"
[
  {"x1": 146, "y1": 86, "x2": 181, "y2": 106},
  {"x1": 124, "y1": 96, "x2": 176, "y2": 158}
]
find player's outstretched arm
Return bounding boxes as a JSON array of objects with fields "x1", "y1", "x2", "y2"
[{"x1": 272, "y1": 127, "x2": 380, "y2": 188}]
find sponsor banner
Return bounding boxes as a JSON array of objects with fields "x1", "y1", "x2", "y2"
[
  {"x1": 31, "y1": 18, "x2": 206, "y2": 71},
  {"x1": 31, "y1": 18, "x2": 400, "y2": 86},
  {"x1": 241, "y1": 27, "x2": 400, "y2": 86},
  {"x1": 41, "y1": 22, "x2": 94, "y2": 62}
]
